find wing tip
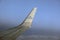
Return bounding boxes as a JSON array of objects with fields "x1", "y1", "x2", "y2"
[{"x1": 34, "y1": 7, "x2": 37, "y2": 10}]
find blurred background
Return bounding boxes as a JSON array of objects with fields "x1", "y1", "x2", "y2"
[{"x1": 0, "y1": 0, "x2": 60, "y2": 40}]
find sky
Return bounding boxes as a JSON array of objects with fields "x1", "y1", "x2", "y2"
[{"x1": 0, "y1": 0, "x2": 60, "y2": 31}]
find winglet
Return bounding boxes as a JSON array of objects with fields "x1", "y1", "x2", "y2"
[{"x1": 21, "y1": 7, "x2": 37, "y2": 28}]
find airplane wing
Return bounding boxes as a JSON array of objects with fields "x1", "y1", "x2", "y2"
[{"x1": 0, "y1": 7, "x2": 37, "y2": 40}]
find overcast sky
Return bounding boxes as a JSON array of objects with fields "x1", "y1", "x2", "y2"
[{"x1": 0, "y1": 0, "x2": 60, "y2": 31}]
